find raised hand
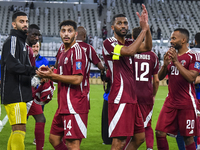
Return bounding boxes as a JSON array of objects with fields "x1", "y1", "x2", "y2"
[
  {"x1": 136, "y1": 4, "x2": 149, "y2": 31},
  {"x1": 163, "y1": 51, "x2": 172, "y2": 67},
  {"x1": 168, "y1": 47, "x2": 178, "y2": 63}
]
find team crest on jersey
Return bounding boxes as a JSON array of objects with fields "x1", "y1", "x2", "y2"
[
  {"x1": 194, "y1": 62, "x2": 200, "y2": 70},
  {"x1": 181, "y1": 60, "x2": 186, "y2": 66},
  {"x1": 64, "y1": 57, "x2": 68, "y2": 64},
  {"x1": 76, "y1": 62, "x2": 82, "y2": 70}
]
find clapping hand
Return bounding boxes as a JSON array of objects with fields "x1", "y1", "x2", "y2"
[
  {"x1": 168, "y1": 47, "x2": 178, "y2": 63},
  {"x1": 36, "y1": 66, "x2": 52, "y2": 79}
]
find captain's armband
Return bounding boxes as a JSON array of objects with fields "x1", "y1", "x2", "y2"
[{"x1": 112, "y1": 45, "x2": 123, "y2": 60}]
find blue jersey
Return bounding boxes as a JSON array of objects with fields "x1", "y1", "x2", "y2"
[{"x1": 35, "y1": 54, "x2": 49, "y2": 68}]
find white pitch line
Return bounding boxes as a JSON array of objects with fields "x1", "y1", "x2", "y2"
[{"x1": 0, "y1": 115, "x2": 8, "y2": 132}]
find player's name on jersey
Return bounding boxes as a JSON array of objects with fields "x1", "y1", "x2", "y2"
[{"x1": 134, "y1": 54, "x2": 150, "y2": 60}]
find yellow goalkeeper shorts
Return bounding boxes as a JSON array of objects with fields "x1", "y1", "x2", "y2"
[{"x1": 4, "y1": 102, "x2": 27, "y2": 125}]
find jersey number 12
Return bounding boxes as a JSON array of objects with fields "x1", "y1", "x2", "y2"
[{"x1": 135, "y1": 62, "x2": 149, "y2": 81}]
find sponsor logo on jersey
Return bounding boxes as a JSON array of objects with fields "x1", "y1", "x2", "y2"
[
  {"x1": 181, "y1": 60, "x2": 186, "y2": 66},
  {"x1": 66, "y1": 131, "x2": 72, "y2": 136},
  {"x1": 76, "y1": 62, "x2": 82, "y2": 70},
  {"x1": 194, "y1": 62, "x2": 200, "y2": 70}
]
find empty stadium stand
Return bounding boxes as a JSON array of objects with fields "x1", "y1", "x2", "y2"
[{"x1": 0, "y1": 0, "x2": 199, "y2": 57}]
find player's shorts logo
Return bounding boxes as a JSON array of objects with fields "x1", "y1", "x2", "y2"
[
  {"x1": 189, "y1": 130, "x2": 194, "y2": 134},
  {"x1": 76, "y1": 62, "x2": 82, "y2": 70},
  {"x1": 66, "y1": 131, "x2": 72, "y2": 136}
]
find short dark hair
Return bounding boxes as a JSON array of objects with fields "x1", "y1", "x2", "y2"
[
  {"x1": 195, "y1": 32, "x2": 200, "y2": 45},
  {"x1": 174, "y1": 28, "x2": 189, "y2": 43},
  {"x1": 12, "y1": 11, "x2": 27, "y2": 22},
  {"x1": 132, "y1": 27, "x2": 142, "y2": 40},
  {"x1": 111, "y1": 14, "x2": 126, "y2": 25},
  {"x1": 59, "y1": 20, "x2": 77, "y2": 30},
  {"x1": 29, "y1": 24, "x2": 40, "y2": 31}
]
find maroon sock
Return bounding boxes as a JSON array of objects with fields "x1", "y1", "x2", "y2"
[
  {"x1": 145, "y1": 126, "x2": 154, "y2": 149},
  {"x1": 54, "y1": 142, "x2": 68, "y2": 150},
  {"x1": 156, "y1": 136, "x2": 169, "y2": 150},
  {"x1": 185, "y1": 142, "x2": 196, "y2": 150},
  {"x1": 35, "y1": 122, "x2": 45, "y2": 150}
]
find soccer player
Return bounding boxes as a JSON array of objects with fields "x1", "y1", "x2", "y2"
[
  {"x1": 26, "y1": 24, "x2": 46, "y2": 150},
  {"x1": 128, "y1": 27, "x2": 159, "y2": 150},
  {"x1": 156, "y1": 28, "x2": 200, "y2": 150},
  {"x1": 175, "y1": 32, "x2": 200, "y2": 150},
  {"x1": 36, "y1": 20, "x2": 88, "y2": 150},
  {"x1": 76, "y1": 26, "x2": 104, "y2": 106},
  {"x1": 32, "y1": 41, "x2": 49, "y2": 111},
  {"x1": 102, "y1": 4, "x2": 152, "y2": 150},
  {"x1": 1, "y1": 11, "x2": 37, "y2": 150},
  {"x1": 192, "y1": 32, "x2": 200, "y2": 150}
]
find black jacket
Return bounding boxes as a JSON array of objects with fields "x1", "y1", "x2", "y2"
[{"x1": 1, "y1": 29, "x2": 37, "y2": 104}]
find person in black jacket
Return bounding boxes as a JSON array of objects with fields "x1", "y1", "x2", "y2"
[
  {"x1": 101, "y1": 67, "x2": 113, "y2": 145},
  {"x1": 1, "y1": 11, "x2": 37, "y2": 150}
]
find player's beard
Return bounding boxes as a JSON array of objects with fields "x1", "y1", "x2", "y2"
[
  {"x1": 114, "y1": 27, "x2": 128, "y2": 37},
  {"x1": 63, "y1": 35, "x2": 75, "y2": 46},
  {"x1": 171, "y1": 42, "x2": 182, "y2": 50},
  {"x1": 16, "y1": 24, "x2": 27, "y2": 33}
]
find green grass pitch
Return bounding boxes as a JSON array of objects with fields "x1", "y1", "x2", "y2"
[{"x1": 0, "y1": 85, "x2": 179, "y2": 150}]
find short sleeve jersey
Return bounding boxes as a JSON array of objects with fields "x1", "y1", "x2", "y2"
[
  {"x1": 102, "y1": 37, "x2": 137, "y2": 104},
  {"x1": 56, "y1": 43, "x2": 64, "y2": 61},
  {"x1": 77, "y1": 40, "x2": 101, "y2": 94},
  {"x1": 134, "y1": 51, "x2": 159, "y2": 104},
  {"x1": 165, "y1": 49, "x2": 200, "y2": 109},
  {"x1": 57, "y1": 43, "x2": 88, "y2": 114}
]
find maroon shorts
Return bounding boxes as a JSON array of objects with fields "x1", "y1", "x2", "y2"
[
  {"x1": 139, "y1": 104, "x2": 153, "y2": 128},
  {"x1": 27, "y1": 101, "x2": 43, "y2": 116},
  {"x1": 156, "y1": 104, "x2": 199, "y2": 136},
  {"x1": 108, "y1": 103, "x2": 144, "y2": 138},
  {"x1": 50, "y1": 110, "x2": 88, "y2": 139}
]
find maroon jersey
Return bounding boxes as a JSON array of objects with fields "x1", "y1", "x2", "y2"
[
  {"x1": 77, "y1": 40, "x2": 101, "y2": 95},
  {"x1": 57, "y1": 43, "x2": 88, "y2": 114},
  {"x1": 134, "y1": 51, "x2": 159, "y2": 104},
  {"x1": 165, "y1": 49, "x2": 200, "y2": 110},
  {"x1": 102, "y1": 37, "x2": 137, "y2": 104},
  {"x1": 56, "y1": 43, "x2": 64, "y2": 61},
  {"x1": 26, "y1": 44, "x2": 35, "y2": 66}
]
